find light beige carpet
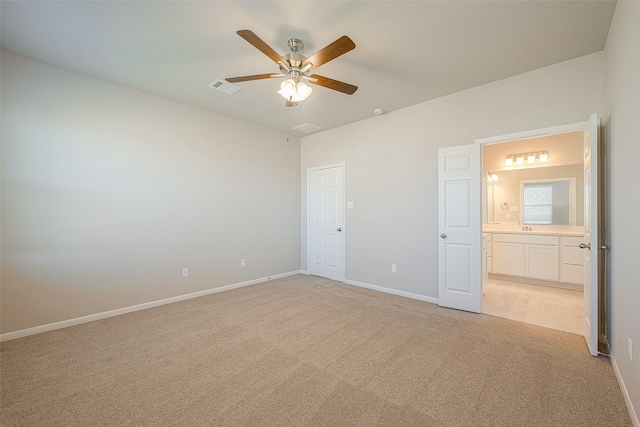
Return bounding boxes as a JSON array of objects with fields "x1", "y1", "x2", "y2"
[{"x1": 1, "y1": 274, "x2": 632, "y2": 426}]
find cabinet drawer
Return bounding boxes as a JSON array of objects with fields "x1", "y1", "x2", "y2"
[
  {"x1": 493, "y1": 233, "x2": 558, "y2": 245},
  {"x1": 562, "y1": 264, "x2": 584, "y2": 284},
  {"x1": 563, "y1": 246, "x2": 584, "y2": 265},
  {"x1": 563, "y1": 236, "x2": 585, "y2": 247}
]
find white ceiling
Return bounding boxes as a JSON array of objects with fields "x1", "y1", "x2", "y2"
[{"x1": 0, "y1": 1, "x2": 616, "y2": 137}]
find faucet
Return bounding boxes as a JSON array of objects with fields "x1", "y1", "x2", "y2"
[{"x1": 521, "y1": 225, "x2": 533, "y2": 231}]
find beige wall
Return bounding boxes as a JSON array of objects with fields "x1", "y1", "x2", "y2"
[
  {"x1": 488, "y1": 164, "x2": 584, "y2": 226},
  {"x1": 1, "y1": 52, "x2": 301, "y2": 333},
  {"x1": 604, "y1": 1, "x2": 640, "y2": 420},
  {"x1": 301, "y1": 52, "x2": 605, "y2": 299},
  {"x1": 482, "y1": 131, "x2": 583, "y2": 173}
]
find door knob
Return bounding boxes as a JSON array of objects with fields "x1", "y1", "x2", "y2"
[
  {"x1": 337, "y1": 228, "x2": 342, "y2": 232},
  {"x1": 440, "y1": 234, "x2": 447, "y2": 239},
  {"x1": 579, "y1": 243, "x2": 591, "y2": 250}
]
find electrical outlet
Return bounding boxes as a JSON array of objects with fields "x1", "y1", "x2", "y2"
[
  {"x1": 240, "y1": 259, "x2": 246, "y2": 268},
  {"x1": 629, "y1": 338, "x2": 633, "y2": 361},
  {"x1": 391, "y1": 264, "x2": 397, "y2": 273},
  {"x1": 182, "y1": 268, "x2": 189, "y2": 278}
]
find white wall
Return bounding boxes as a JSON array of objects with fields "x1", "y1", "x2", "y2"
[
  {"x1": 1, "y1": 52, "x2": 301, "y2": 334},
  {"x1": 604, "y1": 1, "x2": 640, "y2": 419},
  {"x1": 301, "y1": 52, "x2": 604, "y2": 300}
]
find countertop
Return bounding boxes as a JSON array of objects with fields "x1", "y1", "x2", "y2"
[{"x1": 482, "y1": 226, "x2": 584, "y2": 237}]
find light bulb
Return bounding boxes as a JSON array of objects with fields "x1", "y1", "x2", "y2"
[
  {"x1": 505, "y1": 157, "x2": 513, "y2": 166},
  {"x1": 516, "y1": 156, "x2": 524, "y2": 165},
  {"x1": 528, "y1": 154, "x2": 536, "y2": 164},
  {"x1": 277, "y1": 79, "x2": 296, "y2": 99},
  {"x1": 291, "y1": 81, "x2": 312, "y2": 102},
  {"x1": 540, "y1": 152, "x2": 548, "y2": 162},
  {"x1": 490, "y1": 173, "x2": 499, "y2": 182}
]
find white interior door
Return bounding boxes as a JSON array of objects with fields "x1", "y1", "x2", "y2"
[
  {"x1": 583, "y1": 113, "x2": 599, "y2": 356},
  {"x1": 438, "y1": 144, "x2": 482, "y2": 313},
  {"x1": 309, "y1": 166, "x2": 344, "y2": 281}
]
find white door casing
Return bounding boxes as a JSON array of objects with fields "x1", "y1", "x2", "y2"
[
  {"x1": 438, "y1": 144, "x2": 482, "y2": 313},
  {"x1": 308, "y1": 165, "x2": 345, "y2": 281},
  {"x1": 583, "y1": 114, "x2": 599, "y2": 356},
  {"x1": 475, "y1": 117, "x2": 600, "y2": 356}
]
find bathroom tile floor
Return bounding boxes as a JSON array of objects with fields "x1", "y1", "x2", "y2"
[{"x1": 483, "y1": 279, "x2": 584, "y2": 335}]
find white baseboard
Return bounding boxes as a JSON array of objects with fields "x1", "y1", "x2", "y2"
[
  {"x1": 343, "y1": 279, "x2": 439, "y2": 305},
  {"x1": 0, "y1": 270, "x2": 302, "y2": 342},
  {"x1": 300, "y1": 270, "x2": 310, "y2": 275},
  {"x1": 611, "y1": 352, "x2": 640, "y2": 427}
]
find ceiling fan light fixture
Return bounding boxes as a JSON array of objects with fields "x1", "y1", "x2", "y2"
[
  {"x1": 294, "y1": 81, "x2": 312, "y2": 101},
  {"x1": 278, "y1": 79, "x2": 297, "y2": 98},
  {"x1": 277, "y1": 79, "x2": 312, "y2": 103}
]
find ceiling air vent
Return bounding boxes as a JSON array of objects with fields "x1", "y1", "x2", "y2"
[
  {"x1": 208, "y1": 79, "x2": 241, "y2": 95},
  {"x1": 294, "y1": 123, "x2": 323, "y2": 134}
]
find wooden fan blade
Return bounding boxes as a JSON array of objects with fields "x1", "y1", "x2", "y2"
[
  {"x1": 226, "y1": 73, "x2": 279, "y2": 83},
  {"x1": 237, "y1": 30, "x2": 286, "y2": 64},
  {"x1": 302, "y1": 36, "x2": 355, "y2": 70},
  {"x1": 309, "y1": 74, "x2": 358, "y2": 95}
]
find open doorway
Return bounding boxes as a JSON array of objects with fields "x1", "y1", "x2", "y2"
[{"x1": 480, "y1": 131, "x2": 585, "y2": 334}]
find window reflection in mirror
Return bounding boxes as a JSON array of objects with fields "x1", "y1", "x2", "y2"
[{"x1": 521, "y1": 178, "x2": 576, "y2": 225}]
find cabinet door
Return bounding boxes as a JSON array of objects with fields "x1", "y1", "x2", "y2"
[
  {"x1": 525, "y1": 244, "x2": 559, "y2": 281},
  {"x1": 493, "y1": 242, "x2": 525, "y2": 276}
]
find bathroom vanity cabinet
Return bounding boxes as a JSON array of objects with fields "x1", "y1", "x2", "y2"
[{"x1": 488, "y1": 232, "x2": 584, "y2": 287}]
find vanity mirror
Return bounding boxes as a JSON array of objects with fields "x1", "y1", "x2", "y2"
[{"x1": 484, "y1": 164, "x2": 583, "y2": 226}]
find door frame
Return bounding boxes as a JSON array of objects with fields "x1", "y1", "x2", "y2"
[
  {"x1": 476, "y1": 120, "x2": 595, "y2": 342},
  {"x1": 306, "y1": 163, "x2": 346, "y2": 281}
]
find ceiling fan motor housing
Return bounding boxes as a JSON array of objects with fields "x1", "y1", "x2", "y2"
[{"x1": 283, "y1": 53, "x2": 306, "y2": 69}]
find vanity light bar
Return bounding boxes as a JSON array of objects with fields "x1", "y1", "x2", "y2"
[{"x1": 505, "y1": 151, "x2": 548, "y2": 166}]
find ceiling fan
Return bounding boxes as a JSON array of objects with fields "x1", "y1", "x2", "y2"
[{"x1": 226, "y1": 30, "x2": 358, "y2": 107}]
